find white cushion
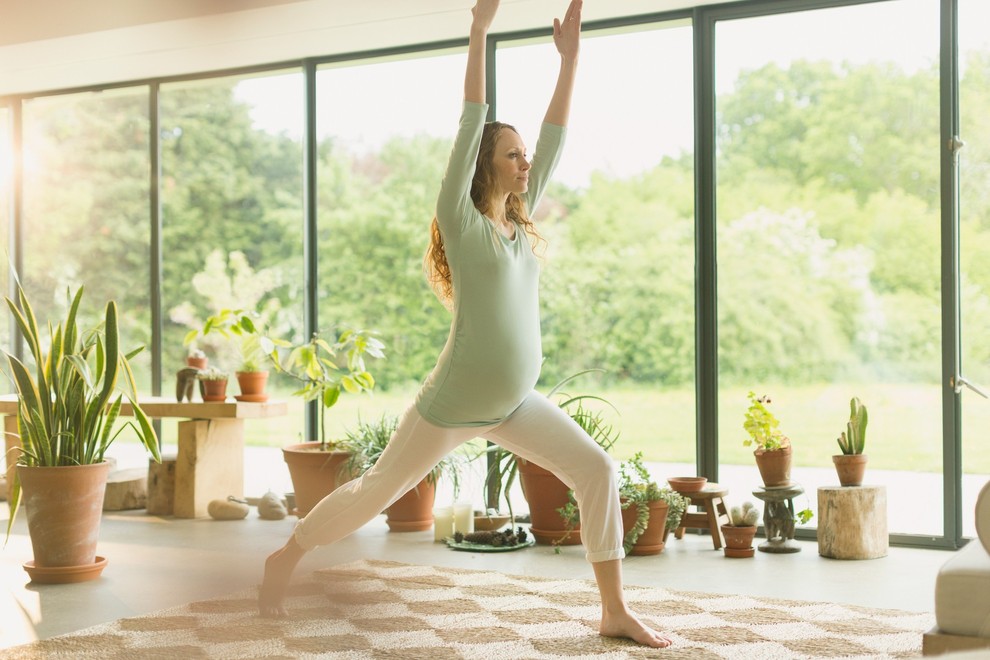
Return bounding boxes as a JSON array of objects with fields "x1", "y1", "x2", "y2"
[
  {"x1": 977, "y1": 480, "x2": 990, "y2": 555},
  {"x1": 935, "y1": 540, "x2": 990, "y2": 637}
]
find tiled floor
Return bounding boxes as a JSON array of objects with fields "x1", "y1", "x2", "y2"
[{"x1": 0, "y1": 446, "x2": 954, "y2": 651}]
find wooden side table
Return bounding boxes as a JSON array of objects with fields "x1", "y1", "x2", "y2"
[
  {"x1": 818, "y1": 485, "x2": 888, "y2": 559},
  {"x1": 1, "y1": 395, "x2": 287, "y2": 519},
  {"x1": 673, "y1": 484, "x2": 730, "y2": 550}
]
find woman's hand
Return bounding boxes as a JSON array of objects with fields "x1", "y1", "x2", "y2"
[
  {"x1": 471, "y1": 0, "x2": 500, "y2": 33},
  {"x1": 552, "y1": 0, "x2": 582, "y2": 61}
]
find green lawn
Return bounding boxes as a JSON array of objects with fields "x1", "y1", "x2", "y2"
[{"x1": 142, "y1": 382, "x2": 989, "y2": 474}]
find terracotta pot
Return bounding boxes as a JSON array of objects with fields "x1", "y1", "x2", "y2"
[
  {"x1": 517, "y1": 458, "x2": 581, "y2": 545},
  {"x1": 832, "y1": 454, "x2": 868, "y2": 487},
  {"x1": 186, "y1": 356, "x2": 208, "y2": 370},
  {"x1": 200, "y1": 379, "x2": 228, "y2": 402},
  {"x1": 620, "y1": 499, "x2": 670, "y2": 556},
  {"x1": 281, "y1": 443, "x2": 353, "y2": 515},
  {"x1": 386, "y1": 478, "x2": 436, "y2": 532},
  {"x1": 17, "y1": 462, "x2": 110, "y2": 578},
  {"x1": 235, "y1": 370, "x2": 269, "y2": 402},
  {"x1": 721, "y1": 524, "x2": 758, "y2": 558},
  {"x1": 754, "y1": 445, "x2": 792, "y2": 488}
]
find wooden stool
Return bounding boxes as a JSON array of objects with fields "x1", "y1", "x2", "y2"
[
  {"x1": 818, "y1": 485, "x2": 888, "y2": 559},
  {"x1": 674, "y1": 484, "x2": 730, "y2": 550}
]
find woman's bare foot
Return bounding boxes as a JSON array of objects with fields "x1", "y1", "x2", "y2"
[
  {"x1": 600, "y1": 608, "x2": 672, "y2": 648},
  {"x1": 258, "y1": 538, "x2": 305, "y2": 618}
]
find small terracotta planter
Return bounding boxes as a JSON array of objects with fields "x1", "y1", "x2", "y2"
[
  {"x1": 186, "y1": 356, "x2": 208, "y2": 370},
  {"x1": 754, "y1": 445, "x2": 792, "y2": 488},
  {"x1": 235, "y1": 370, "x2": 269, "y2": 402},
  {"x1": 200, "y1": 379, "x2": 228, "y2": 402},
  {"x1": 832, "y1": 454, "x2": 868, "y2": 487},
  {"x1": 621, "y1": 499, "x2": 670, "y2": 556},
  {"x1": 721, "y1": 524, "x2": 758, "y2": 558},
  {"x1": 386, "y1": 478, "x2": 436, "y2": 532}
]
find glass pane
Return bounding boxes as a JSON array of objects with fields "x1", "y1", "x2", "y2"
[
  {"x1": 160, "y1": 71, "x2": 305, "y2": 446},
  {"x1": 314, "y1": 52, "x2": 466, "y2": 438},
  {"x1": 959, "y1": 0, "x2": 990, "y2": 540},
  {"x1": 715, "y1": 0, "x2": 941, "y2": 536},
  {"x1": 0, "y1": 104, "x2": 10, "y2": 387},
  {"x1": 21, "y1": 88, "x2": 151, "y2": 387},
  {"x1": 497, "y1": 22, "x2": 696, "y2": 469}
]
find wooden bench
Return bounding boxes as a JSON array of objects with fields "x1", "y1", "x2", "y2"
[{"x1": 1, "y1": 395, "x2": 287, "y2": 519}]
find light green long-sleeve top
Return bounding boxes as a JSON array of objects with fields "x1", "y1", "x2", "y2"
[{"x1": 415, "y1": 102, "x2": 566, "y2": 427}]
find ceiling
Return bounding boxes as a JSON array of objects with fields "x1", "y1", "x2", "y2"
[{"x1": 0, "y1": 0, "x2": 730, "y2": 97}]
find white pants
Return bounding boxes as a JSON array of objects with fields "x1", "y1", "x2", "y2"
[{"x1": 293, "y1": 390, "x2": 625, "y2": 563}]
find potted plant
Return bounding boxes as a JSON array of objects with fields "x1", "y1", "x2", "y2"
[
  {"x1": 833, "y1": 396, "x2": 868, "y2": 487},
  {"x1": 185, "y1": 347, "x2": 208, "y2": 370},
  {"x1": 340, "y1": 413, "x2": 463, "y2": 532},
  {"x1": 271, "y1": 328, "x2": 385, "y2": 515},
  {"x1": 743, "y1": 391, "x2": 792, "y2": 488},
  {"x1": 183, "y1": 307, "x2": 288, "y2": 402},
  {"x1": 3, "y1": 285, "x2": 160, "y2": 583},
  {"x1": 721, "y1": 501, "x2": 761, "y2": 558},
  {"x1": 486, "y1": 369, "x2": 619, "y2": 546},
  {"x1": 618, "y1": 453, "x2": 690, "y2": 555},
  {"x1": 196, "y1": 366, "x2": 229, "y2": 402}
]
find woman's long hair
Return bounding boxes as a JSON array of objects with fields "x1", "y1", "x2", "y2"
[{"x1": 424, "y1": 121, "x2": 546, "y2": 309}]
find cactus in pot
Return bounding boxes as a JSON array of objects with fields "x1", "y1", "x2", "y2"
[{"x1": 833, "y1": 397, "x2": 869, "y2": 486}]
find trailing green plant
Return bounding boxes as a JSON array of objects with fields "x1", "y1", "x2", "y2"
[
  {"x1": 340, "y1": 413, "x2": 463, "y2": 496},
  {"x1": 743, "y1": 391, "x2": 790, "y2": 451},
  {"x1": 836, "y1": 396, "x2": 868, "y2": 455},
  {"x1": 3, "y1": 285, "x2": 161, "y2": 537},
  {"x1": 728, "y1": 501, "x2": 760, "y2": 527},
  {"x1": 184, "y1": 307, "x2": 289, "y2": 373},
  {"x1": 271, "y1": 328, "x2": 385, "y2": 450},
  {"x1": 618, "y1": 452, "x2": 689, "y2": 554},
  {"x1": 483, "y1": 368, "x2": 619, "y2": 522}
]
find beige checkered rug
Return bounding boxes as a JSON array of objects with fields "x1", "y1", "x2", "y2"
[{"x1": 1, "y1": 558, "x2": 933, "y2": 659}]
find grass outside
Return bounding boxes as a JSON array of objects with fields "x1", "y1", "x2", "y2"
[{"x1": 139, "y1": 381, "x2": 989, "y2": 474}]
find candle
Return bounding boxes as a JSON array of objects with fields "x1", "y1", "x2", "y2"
[
  {"x1": 453, "y1": 501, "x2": 474, "y2": 535},
  {"x1": 434, "y1": 506, "x2": 454, "y2": 542}
]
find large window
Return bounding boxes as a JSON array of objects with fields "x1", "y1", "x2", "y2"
[
  {"x1": 959, "y1": 0, "x2": 990, "y2": 539},
  {"x1": 497, "y1": 21, "x2": 696, "y2": 465},
  {"x1": 160, "y1": 71, "x2": 305, "y2": 444},
  {"x1": 20, "y1": 88, "x2": 152, "y2": 386},
  {"x1": 0, "y1": 104, "x2": 10, "y2": 389},
  {"x1": 715, "y1": 0, "x2": 940, "y2": 536},
  {"x1": 312, "y1": 52, "x2": 466, "y2": 435}
]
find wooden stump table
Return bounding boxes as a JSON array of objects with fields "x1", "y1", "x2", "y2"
[{"x1": 817, "y1": 485, "x2": 888, "y2": 559}]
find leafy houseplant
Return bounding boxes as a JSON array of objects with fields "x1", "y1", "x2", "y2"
[
  {"x1": 3, "y1": 285, "x2": 160, "y2": 581},
  {"x1": 833, "y1": 396, "x2": 869, "y2": 486},
  {"x1": 618, "y1": 453, "x2": 690, "y2": 555},
  {"x1": 273, "y1": 328, "x2": 385, "y2": 516},
  {"x1": 184, "y1": 307, "x2": 289, "y2": 401},
  {"x1": 721, "y1": 501, "x2": 760, "y2": 558},
  {"x1": 340, "y1": 413, "x2": 463, "y2": 532},
  {"x1": 486, "y1": 369, "x2": 619, "y2": 545},
  {"x1": 744, "y1": 391, "x2": 793, "y2": 487}
]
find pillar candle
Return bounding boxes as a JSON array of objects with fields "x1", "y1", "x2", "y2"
[
  {"x1": 433, "y1": 505, "x2": 454, "y2": 542},
  {"x1": 453, "y1": 501, "x2": 474, "y2": 535}
]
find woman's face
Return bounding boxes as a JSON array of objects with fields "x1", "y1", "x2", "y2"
[{"x1": 490, "y1": 129, "x2": 530, "y2": 197}]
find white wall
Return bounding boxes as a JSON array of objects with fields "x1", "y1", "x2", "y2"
[{"x1": 0, "y1": 0, "x2": 732, "y2": 97}]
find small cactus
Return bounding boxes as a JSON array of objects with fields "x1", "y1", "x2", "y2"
[
  {"x1": 836, "y1": 397, "x2": 868, "y2": 455},
  {"x1": 729, "y1": 501, "x2": 760, "y2": 527}
]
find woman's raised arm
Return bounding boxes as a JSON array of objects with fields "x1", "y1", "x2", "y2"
[
  {"x1": 465, "y1": 0, "x2": 499, "y2": 104},
  {"x1": 543, "y1": 0, "x2": 582, "y2": 127}
]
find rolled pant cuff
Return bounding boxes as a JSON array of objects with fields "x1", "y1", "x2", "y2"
[{"x1": 586, "y1": 548, "x2": 625, "y2": 563}]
